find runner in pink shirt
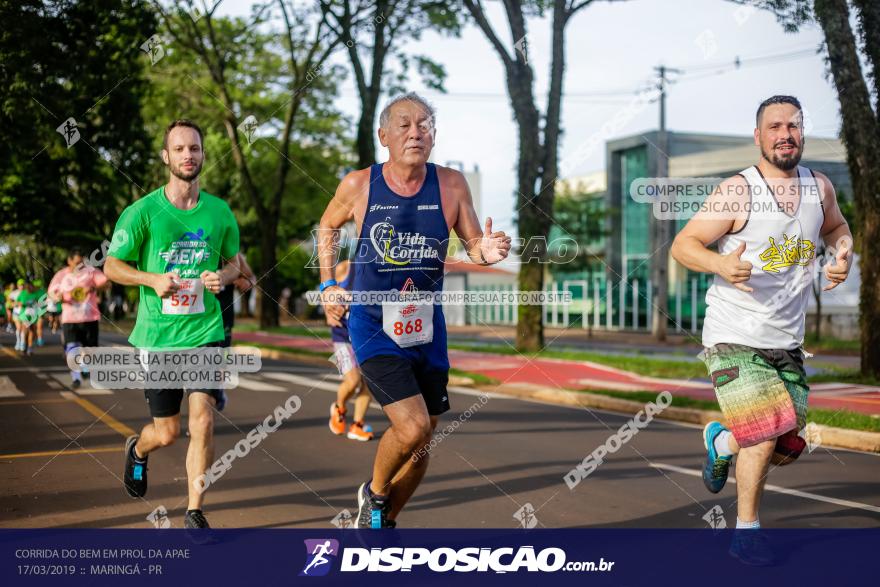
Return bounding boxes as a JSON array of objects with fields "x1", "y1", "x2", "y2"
[{"x1": 48, "y1": 249, "x2": 110, "y2": 388}]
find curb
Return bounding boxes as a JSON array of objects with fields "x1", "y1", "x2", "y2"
[
  {"x1": 237, "y1": 343, "x2": 880, "y2": 454},
  {"x1": 235, "y1": 345, "x2": 332, "y2": 368},
  {"x1": 481, "y1": 383, "x2": 880, "y2": 454},
  {"x1": 239, "y1": 344, "x2": 476, "y2": 387},
  {"x1": 486, "y1": 383, "x2": 723, "y2": 425}
]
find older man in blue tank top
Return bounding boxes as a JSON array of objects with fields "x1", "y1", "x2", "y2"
[{"x1": 317, "y1": 92, "x2": 511, "y2": 528}]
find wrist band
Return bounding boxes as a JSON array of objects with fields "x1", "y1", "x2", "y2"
[{"x1": 319, "y1": 279, "x2": 338, "y2": 292}]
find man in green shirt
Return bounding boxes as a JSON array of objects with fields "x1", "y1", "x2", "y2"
[
  {"x1": 15, "y1": 280, "x2": 39, "y2": 354},
  {"x1": 105, "y1": 119, "x2": 242, "y2": 532}
]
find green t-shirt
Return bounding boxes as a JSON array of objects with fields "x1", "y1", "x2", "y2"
[
  {"x1": 16, "y1": 290, "x2": 39, "y2": 321},
  {"x1": 108, "y1": 187, "x2": 240, "y2": 351}
]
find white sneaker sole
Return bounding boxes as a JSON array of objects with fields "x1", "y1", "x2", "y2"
[
  {"x1": 356, "y1": 482, "x2": 367, "y2": 528},
  {"x1": 702, "y1": 421, "x2": 721, "y2": 451}
]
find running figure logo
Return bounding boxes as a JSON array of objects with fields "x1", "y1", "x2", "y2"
[
  {"x1": 56, "y1": 117, "x2": 80, "y2": 148},
  {"x1": 514, "y1": 503, "x2": 538, "y2": 529},
  {"x1": 299, "y1": 539, "x2": 339, "y2": 577},
  {"x1": 369, "y1": 217, "x2": 440, "y2": 267},
  {"x1": 370, "y1": 217, "x2": 409, "y2": 266},
  {"x1": 702, "y1": 505, "x2": 727, "y2": 531}
]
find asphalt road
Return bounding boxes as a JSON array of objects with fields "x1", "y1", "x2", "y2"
[{"x1": 1, "y1": 328, "x2": 878, "y2": 530}]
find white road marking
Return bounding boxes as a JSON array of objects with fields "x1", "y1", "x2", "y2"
[
  {"x1": 650, "y1": 462, "x2": 880, "y2": 514},
  {"x1": 0, "y1": 375, "x2": 24, "y2": 397},
  {"x1": 233, "y1": 376, "x2": 287, "y2": 392},
  {"x1": 261, "y1": 371, "x2": 339, "y2": 392},
  {"x1": 49, "y1": 373, "x2": 113, "y2": 395}
]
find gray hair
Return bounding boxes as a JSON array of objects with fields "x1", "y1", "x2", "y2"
[{"x1": 379, "y1": 92, "x2": 435, "y2": 129}]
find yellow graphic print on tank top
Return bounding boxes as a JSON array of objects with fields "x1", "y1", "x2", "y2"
[{"x1": 758, "y1": 233, "x2": 816, "y2": 274}]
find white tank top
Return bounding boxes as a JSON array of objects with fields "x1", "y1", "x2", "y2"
[{"x1": 702, "y1": 165, "x2": 824, "y2": 350}]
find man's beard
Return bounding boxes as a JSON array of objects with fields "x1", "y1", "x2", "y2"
[
  {"x1": 761, "y1": 140, "x2": 802, "y2": 171},
  {"x1": 170, "y1": 161, "x2": 202, "y2": 181}
]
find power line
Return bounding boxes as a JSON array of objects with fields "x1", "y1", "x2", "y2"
[{"x1": 678, "y1": 44, "x2": 819, "y2": 74}]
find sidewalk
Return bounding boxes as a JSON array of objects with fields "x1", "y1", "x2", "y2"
[{"x1": 234, "y1": 330, "x2": 880, "y2": 417}]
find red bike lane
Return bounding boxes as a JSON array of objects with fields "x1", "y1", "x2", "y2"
[{"x1": 233, "y1": 331, "x2": 880, "y2": 416}]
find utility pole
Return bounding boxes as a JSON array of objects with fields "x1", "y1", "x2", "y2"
[{"x1": 651, "y1": 65, "x2": 680, "y2": 341}]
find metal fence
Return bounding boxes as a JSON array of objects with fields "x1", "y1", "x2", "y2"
[{"x1": 462, "y1": 278, "x2": 708, "y2": 333}]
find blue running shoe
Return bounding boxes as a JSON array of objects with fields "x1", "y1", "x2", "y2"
[
  {"x1": 123, "y1": 435, "x2": 148, "y2": 498},
  {"x1": 702, "y1": 421, "x2": 732, "y2": 493},
  {"x1": 356, "y1": 482, "x2": 390, "y2": 528},
  {"x1": 730, "y1": 529, "x2": 775, "y2": 566}
]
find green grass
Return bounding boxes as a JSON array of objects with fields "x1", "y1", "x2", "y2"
[
  {"x1": 807, "y1": 408, "x2": 880, "y2": 432},
  {"x1": 581, "y1": 389, "x2": 720, "y2": 411},
  {"x1": 235, "y1": 323, "x2": 331, "y2": 338},
  {"x1": 807, "y1": 368, "x2": 880, "y2": 386},
  {"x1": 241, "y1": 341, "x2": 330, "y2": 359},
  {"x1": 449, "y1": 343, "x2": 708, "y2": 380},
  {"x1": 579, "y1": 390, "x2": 880, "y2": 432},
  {"x1": 449, "y1": 368, "x2": 499, "y2": 386},
  {"x1": 803, "y1": 333, "x2": 860, "y2": 353}
]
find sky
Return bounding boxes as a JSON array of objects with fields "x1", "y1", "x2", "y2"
[{"x1": 216, "y1": 0, "x2": 841, "y2": 233}]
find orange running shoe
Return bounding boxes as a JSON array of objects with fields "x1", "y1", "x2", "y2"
[
  {"x1": 347, "y1": 421, "x2": 374, "y2": 442},
  {"x1": 329, "y1": 402, "x2": 346, "y2": 435}
]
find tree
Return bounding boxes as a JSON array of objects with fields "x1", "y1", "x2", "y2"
[
  {"x1": 0, "y1": 0, "x2": 156, "y2": 251},
  {"x1": 463, "y1": 0, "x2": 623, "y2": 351},
  {"x1": 552, "y1": 182, "x2": 607, "y2": 274},
  {"x1": 152, "y1": 0, "x2": 346, "y2": 327},
  {"x1": 319, "y1": 1, "x2": 462, "y2": 168},
  {"x1": 815, "y1": 0, "x2": 880, "y2": 376},
  {"x1": 743, "y1": 0, "x2": 880, "y2": 376}
]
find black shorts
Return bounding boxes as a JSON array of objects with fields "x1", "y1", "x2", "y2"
[
  {"x1": 143, "y1": 341, "x2": 224, "y2": 418},
  {"x1": 62, "y1": 321, "x2": 99, "y2": 347},
  {"x1": 359, "y1": 355, "x2": 450, "y2": 416}
]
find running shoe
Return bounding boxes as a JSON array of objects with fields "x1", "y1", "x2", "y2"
[
  {"x1": 356, "y1": 482, "x2": 391, "y2": 529},
  {"x1": 347, "y1": 421, "x2": 373, "y2": 442},
  {"x1": 702, "y1": 421, "x2": 732, "y2": 493},
  {"x1": 729, "y1": 529, "x2": 775, "y2": 566},
  {"x1": 71, "y1": 378, "x2": 82, "y2": 390},
  {"x1": 123, "y1": 435, "x2": 148, "y2": 498},
  {"x1": 184, "y1": 509, "x2": 218, "y2": 545},
  {"x1": 36, "y1": 338, "x2": 43, "y2": 347},
  {"x1": 329, "y1": 402, "x2": 346, "y2": 436},
  {"x1": 184, "y1": 509, "x2": 212, "y2": 529}
]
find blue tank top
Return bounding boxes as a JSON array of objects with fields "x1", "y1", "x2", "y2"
[
  {"x1": 329, "y1": 269, "x2": 354, "y2": 343},
  {"x1": 348, "y1": 163, "x2": 450, "y2": 369}
]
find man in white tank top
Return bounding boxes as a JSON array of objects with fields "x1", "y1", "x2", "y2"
[{"x1": 671, "y1": 96, "x2": 852, "y2": 562}]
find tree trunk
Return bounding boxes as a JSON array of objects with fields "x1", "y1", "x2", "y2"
[
  {"x1": 516, "y1": 191, "x2": 548, "y2": 351},
  {"x1": 852, "y1": 0, "x2": 880, "y2": 114},
  {"x1": 815, "y1": 0, "x2": 880, "y2": 377},
  {"x1": 257, "y1": 220, "x2": 280, "y2": 329},
  {"x1": 238, "y1": 287, "x2": 253, "y2": 318},
  {"x1": 356, "y1": 91, "x2": 378, "y2": 168},
  {"x1": 509, "y1": 69, "x2": 543, "y2": 352}
]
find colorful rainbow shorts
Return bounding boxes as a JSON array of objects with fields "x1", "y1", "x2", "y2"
[{"x1": 700, "y1": 343, "x2": 808, "y2": 460}]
